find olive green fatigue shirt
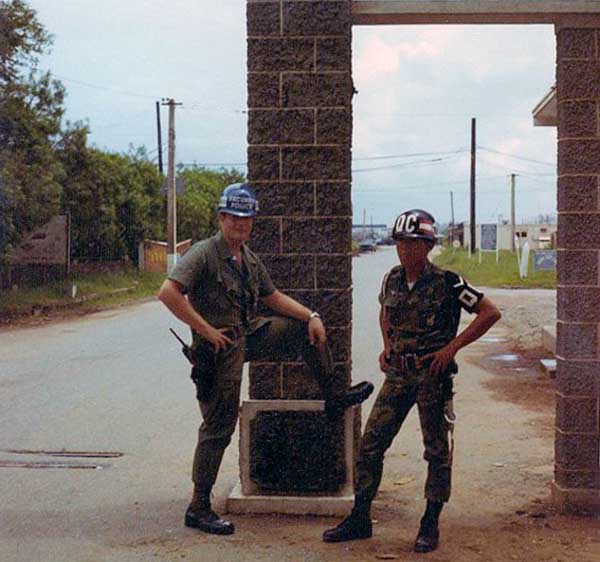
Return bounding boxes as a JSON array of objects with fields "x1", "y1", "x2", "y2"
[{"x1": 168, "y1": 231, "x2": 276, "y2": 348}]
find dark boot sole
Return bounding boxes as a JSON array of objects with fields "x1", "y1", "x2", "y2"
[
  {"x1": 325, "y1": 382, "x2": 375, "y2": 420},
  {"x1": 322, "y1": 529, "x2": 372, "y2": 543},
  {"x1": 414, "y1": 542, "x2": 439, "y2": 553},
  {"x1": 414, "y1": 535, "x2": 439, "y2": 553},
  {"x1": 185, "y1": 514, "x2": 235, "y2": 535}
]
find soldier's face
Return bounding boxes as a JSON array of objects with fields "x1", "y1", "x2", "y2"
[
  {"x1": 395, "y1": 238, "x2": 431, "y2": 265},
  {"x1": 219, "y1": 213, "x2": 254, "y2": 244}
]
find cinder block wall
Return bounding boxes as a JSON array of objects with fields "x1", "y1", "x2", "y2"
[
  {"x1": 247, "y1": 0, "x2": 354, "y2": 403},
  {"x1": 555, "y1": 25, "x2": 600, "y2": 511}
]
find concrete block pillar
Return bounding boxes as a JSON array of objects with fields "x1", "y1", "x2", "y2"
[
  {"x1": 244, "y1": 0, "x2": 354, "y2": 499},
  {"x1": 554, "y1": 25, "x2": 600, "y2": 513}
]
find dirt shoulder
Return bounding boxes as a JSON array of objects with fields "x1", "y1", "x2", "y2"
[{"x1": 484, "y1": 287, "x2": 556, "y2": 351}]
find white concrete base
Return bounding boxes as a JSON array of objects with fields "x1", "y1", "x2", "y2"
[
  {"x1": 539, "y1": 358, "x2": 556, "y2": 378},
  {"x1": 227, "y1": 399, "x2": 357, "y2": 516},
  {"x1": 542, "y1": 325, "x2": 556, "y2": 355},
  {"x1": 238, "y1": 400, "x2": 355, "y2": 496},
  {"x1": 227, "y1": 480, "x2": 354, "y2": 516}
]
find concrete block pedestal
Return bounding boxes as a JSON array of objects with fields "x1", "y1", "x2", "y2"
[
  {"x1": 227, "y1": 400, "x2": 355, "y2": 516},
  {"x1": 551, "y1": 482, "x2": 600, "y2": 514}
]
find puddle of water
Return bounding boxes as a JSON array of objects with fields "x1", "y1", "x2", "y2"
[
  {"x1": 480, "y1": 336, "x2": 509, "y2": 343},
  {"x1": 490, "y1": 354, "x2": 521, "y2": 362}
]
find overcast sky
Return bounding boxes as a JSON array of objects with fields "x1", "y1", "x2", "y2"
[{"x1": 29, "y1": 1, "x2": 557, "y2": 226}]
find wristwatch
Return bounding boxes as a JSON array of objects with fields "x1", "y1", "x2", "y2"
[{"x1": 308, "y1": 311, "x2": 321, "y2": 321}]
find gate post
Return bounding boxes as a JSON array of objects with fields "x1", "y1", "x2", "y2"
[
  {"x1": 235, "y1": 0, "x2": 355, "y2": 511},
  {"x1": 554, "y1": 24, "x2": 600, "y2": 513}
]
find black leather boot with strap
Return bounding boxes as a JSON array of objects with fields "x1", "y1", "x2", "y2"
[
  {"x1": 322, "y1": 504, "x2": 373, "y2": 542},
  {"x1": 324, "y1": 381, "x2": 374, "y2": 421},
  {"x1": 414, "y1": 500, "x2": 443, "y2": 553},
  {"x1": 185, "y1": 491, "x2": 235, "y2": 535}
]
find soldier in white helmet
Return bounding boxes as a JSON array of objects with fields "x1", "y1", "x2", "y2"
[{"x1": 323, "y1": 209, "x2": 501, "y2": 553}]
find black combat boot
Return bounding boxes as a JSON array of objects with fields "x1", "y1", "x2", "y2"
[
  {"x1": 322, "y1": 505, "x2": 373, "y2": 542},
  {"x1": 324, "y1": 381, "x2": 374, "y2": 420},
  {"x1": 185, "y1": 490, "x2": 235, "y2": 535},
  {"x1": 414, "y1": 501, "x2": 443, "y2": 553}
]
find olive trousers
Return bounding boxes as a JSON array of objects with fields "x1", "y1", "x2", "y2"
[{"x1": 192, "y1": 316, "x2": 338, "y2": 491}]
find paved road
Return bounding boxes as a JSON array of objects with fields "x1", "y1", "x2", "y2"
[
  {"x1": 0, "y1": 296, "x2": 201, "y2": 561},
  {"x1": 0, "y1": 247, "x2": 581, "y2": 562},
  {"x1": 0, "y1": 247, "x2": 400, "y2": 562}
]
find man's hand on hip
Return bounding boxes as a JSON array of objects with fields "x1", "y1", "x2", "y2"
[
  {"x1": 423, "y1": 343, "x2": 457, "y2": 377},
  {"x1": 196, "y1": 324, "x2": 234, "y2": 352}
]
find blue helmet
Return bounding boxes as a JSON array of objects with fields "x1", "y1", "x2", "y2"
[{"x1": 218, "y1": 183, "x2": 259, "y2": 217}]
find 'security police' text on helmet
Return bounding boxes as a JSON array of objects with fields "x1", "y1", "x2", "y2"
[
  {"x1": 392, "y1": 209, "x2": 437, "y2": 244},
  {"x1": 218, "y1": 183, "x2": 259, "y2": 217}
]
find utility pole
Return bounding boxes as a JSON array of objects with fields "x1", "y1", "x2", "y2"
[
  {"x1": 450, "y1": 190, "x2": 455, "y2": 244},
  {"x1": 155, "y1": 101, "x2": 164, "y2": 175},
  {"x1": 162, "y1": 98, "x2": 182, "y2": 273},
  {"x1": 510, "y1": 173, "x2": 517, "y2": 252},
  {"x1": 470, "y1": 117, "x2": 476, "y2": 252}
]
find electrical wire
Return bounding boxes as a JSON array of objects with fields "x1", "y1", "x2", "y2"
[
  {"x1": 354, "y1": 175, "x2": 507, "y2": 193},
  {"x1": 353, "y1": 148, "x2": 468, "y2": 161},
  {"x1": 352, "y1": 153, "x2": 464, "y2": 173},
  {"x1": 50, "y1": 73, "x2": 160, "y2": 100},
  {"x1": 477, "y1": 145, "x2": 556, "y2": 167},
  {"x1": 477, "y1": 156, "x2": 556, "y2": 177}
]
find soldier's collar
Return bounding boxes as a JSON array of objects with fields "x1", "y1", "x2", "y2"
[
  {"x1": 400, "y1": 260, "x2": 434, "y2": 287},
  {"x1": 215, "y1": 231, "x2": 256, "y2": 264},
  {"x1": 215, "y1": 231, "x2": 233, "y2": 260}
]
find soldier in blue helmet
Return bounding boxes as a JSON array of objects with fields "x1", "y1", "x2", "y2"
[
  {"x1": 158, "y1": 183, "x2": 373, "y2": 536},
  {"x1": 323, "y1": 209, "x2": 501, "y2": 553}
]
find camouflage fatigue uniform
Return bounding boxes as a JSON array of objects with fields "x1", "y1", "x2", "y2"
[
  {"x1": 169, "y1": 231, "x2": 338, "y2": 491},
  {"x1": 355, "y1": 261, "x2": 483, "y2": 504}
]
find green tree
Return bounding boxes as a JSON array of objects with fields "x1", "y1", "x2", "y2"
[
  {"x1": 0, "y1": 0, "x2": 66, "y2": 258},
  {"x1": 176, "y1": 166, "x2": 245, "y2": 242},
  {"x1": 57, "y1": 131, "x2": 163, "y2": 262},
  {"x1": 0, "y1": 0, "x2": 49, "y2": 84}
]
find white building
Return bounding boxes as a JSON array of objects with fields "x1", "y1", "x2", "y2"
[{"x1": 461, "y1": 222, "x2": 556, "y2": 251}]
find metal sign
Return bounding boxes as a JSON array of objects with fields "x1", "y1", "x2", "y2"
[
  {"x1": 160, "y1": 177, "x2": 185, "y2": 196},
  {"x1": 9, "y1": 215, "x2": 70, "y2": 267},
  {"x1": 480, "y1": 224, "x2": 497, "y2": 251},
  {"x1": 533, "y1": 250, "x2": 557, "y2": 272}
]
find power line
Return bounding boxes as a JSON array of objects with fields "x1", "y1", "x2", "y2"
[
  {"x1": 477, "y1": 145, "x2": 555, "y2": 167},
  {"x1": 178, "y1": 148, "x2": 469, "y2": 169},
  {"x1": 50, "y1": 73, "x2": 160, "y2": 100},
  {"x1": 354, "y1": 175, "x2": 507, "y2": 193},
  {"x1": 477, "y1": 156, "x2": 556, "y2": 177},
  {"x1": 353, "y1": 148, "x2": 467, "y2": 161},
  {"x1": 181, "y1": 104, "x2": 245, "y2": 115},
  {"x1": 352, "y1": 153, "x2": 463, "y2": 173}
]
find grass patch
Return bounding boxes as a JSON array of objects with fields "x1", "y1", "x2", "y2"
[
  {"x1": 433, "y1": 247, "x2": 556, "y2": 289},
  {"x1": 0, "y1": 270, "x2": 165, "y2": 320}
]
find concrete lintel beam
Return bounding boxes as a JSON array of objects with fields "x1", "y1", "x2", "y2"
[{"x1": 353, "y1": 1, "x2": 600, "y2": 25}]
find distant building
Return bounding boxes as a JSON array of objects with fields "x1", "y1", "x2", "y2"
[
  {"x1": 532, "y1": 86, "x2": 557, "y2": 127},
  {"x1": 458, "y1": 222, "x2": 556, "y2": 251},
  {"x1": 352, "y1": 224, "x2": 389, "y2": 241}
]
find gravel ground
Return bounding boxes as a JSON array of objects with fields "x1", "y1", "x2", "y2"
[{"x1": 484, "y1": 288, "x2": 556, "y2": 351}]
